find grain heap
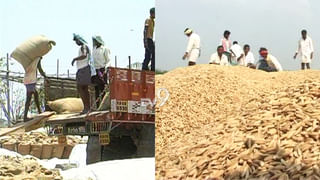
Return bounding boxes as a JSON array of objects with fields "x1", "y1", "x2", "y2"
[
  {"x1": 0, "y1": 132, "x2": 83, "y2": 159},
  {"x1": 0, "y1": 155, "x2": 62, "y2": 180},
  {"x1": 156, "y1": 64, "x2": 320, "y2": 179}
]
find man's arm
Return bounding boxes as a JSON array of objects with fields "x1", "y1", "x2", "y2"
[
  {"x1": 143, "y1": 19, "x2": 149, "y2": 49},
  {"x1": 310, "y1": 39, "x2": 314, "y2": 59},
  {"x1": 37, "y1": 57, "x2": 47, "y2": 78},
  {"x1": 294, "y1": 40, "x2": 300, "y2": 59},
  {"x1": 72, "y1": 45, "x2": 89, "y2": 66}
]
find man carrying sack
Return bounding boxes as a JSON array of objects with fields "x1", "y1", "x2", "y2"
[
  {"x1": 10, "y1": 35, "x2": 55, "y2": 122},
  {"x1": 72, "y1": 33, "x2": 91, "y2": 114}
]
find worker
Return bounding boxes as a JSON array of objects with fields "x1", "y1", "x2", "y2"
[
  {"x1": 92, "y1": 35, "x2": 110, "y2": 107},
  {"x1": 142, "y1": 7, "x2": 155, "y2": 71},
  {"x1": 256, "y1": 47, "x2": 283, "y2": 72},
  {"x1": 293, "y1": 29, "x2": 314, "y2": 70},
  {"x1": 182, "y1": 28, "x2": 201, "y2": 66},
  {"x1": 72, "y1": 33, "x2": 91, "y2": 114},
  {"x1": 230, "y1": 41, "x2": 243, "y2": 65},
  {"x1": 209, "y1": 45, "x2": 229, "y2": 66},
  {"x1": 220, "y1": 30, "x2": 232, "y2": 63},
  {"x1": 23, "y1": 57, "x2": 47, "y2": 122},
  {"x1": 239, "y1": 44, "x2": 255, "y2": 67}
]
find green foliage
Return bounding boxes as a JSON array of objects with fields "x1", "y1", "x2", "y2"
[{"x1": 155, "y1": 69, "x2": 168, "y2": 75}]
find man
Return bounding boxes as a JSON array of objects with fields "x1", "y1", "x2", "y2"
[
  {"x1": 209, "y1": 45, "x2": 229, "y2": 66},
  {"x1": 293, "y1": 29, "x2": 314, "y2": 70},
  {"x1": 72, "y1": 33, "x2": 91, "y2": 114},
  {"x1": 142, "y1": 7, "x2": 155, "y2": 71},
  {"x1": 256, "y1": 48, "x2": 283, "y2": 72},
  {"x1": 239, "y1": 44, "x2": 255, "y2": 67},
  {"x1": 230, "y1": 41, "x2": 243, "y2": 65},
  {"x1": 220, "y1": 30, "x2": 232, "y2": 63},
  {"x1": 182, "y1": 28, "x2": 201, "y2": 66},
  {"x1": 24, "y1": 57, "x2": 47, "y2": 122},
  {"x1": 92, "y1": 35, "x2": 110, "y2": 107}
]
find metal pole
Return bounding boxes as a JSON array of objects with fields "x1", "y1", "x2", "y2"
[
  {"x1": 115, "y1": 56, "x2": 117, "y2": 68},
  {"x1": 128, "y1": 56, "x2": 131, "y2": 69},
  {"x1": 57, "y1": 59, "x2": 59, "y2": 78},
  {"x1": 6, "y1": 53, "x2": 10, "y2": 126},
  {"x1": 67, "y1": 69, "x2": 70, "y2": 78}
]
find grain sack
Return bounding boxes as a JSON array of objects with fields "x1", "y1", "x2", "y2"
[
  {"x1": 41, "y1": 144, "x2": 53, "y2": 159},
  {"x1": 30, "y1": 144, "x2": 43, "y2": 159},
  {"x1": 48, "y1": 98, "x2": 84, "y2": 114},
  {"x1": 10, "y1": 35, "x2": 56, "y2": 70},
  {"x1": 17, "y1": 143, "x2": 31, "y2": 155},
  {"x1": 2, "y1": 143, "x2": 16, "y2": 152},
  {"x1": 52, "y1": 145, "x2": 64, "y2": 158},
  {"x1": 62, "y1": 144, "x2": 74, "y2": 159}
]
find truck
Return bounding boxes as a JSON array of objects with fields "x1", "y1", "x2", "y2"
[{"x1": 44, "y1": 66, "x2": 155, "y2": 164}]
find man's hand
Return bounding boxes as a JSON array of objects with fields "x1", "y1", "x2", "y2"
[
  {"x1": 311, "y1": 52, "x2": 313, "y2": 59},
  {"x1": 71, "y1": 59, "x2": 76, "y2": 66},
  {"x1": 237, "y1": 54, "x2": 244, "y2": 62},
  {"x1": 293, "y1": 53, "x2": 298, "y2": 59},
  {"x1": 144, "y1": 42, "x2": 148, "y2": 50},
  {"x1": 182, "y1": 52, "x2": 188, "y2": 60}
]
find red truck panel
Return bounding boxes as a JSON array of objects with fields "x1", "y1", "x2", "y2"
[{"x1": 108, "y1": 67, "x2": 155, "y2": 122}]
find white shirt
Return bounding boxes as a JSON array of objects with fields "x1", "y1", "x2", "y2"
[
  {"x1": 92, "y1": 45, "x2": 111, "y2": 69},
  {"x1": 296, "y1": 36, "x2": 314, "y2": 58},
  {"x1": 77, "y1": 45, "x2": 90, "y2": 70},
  {"x1": 186, "y1": 33, "x2": 201, "y2": 54},
  {"x1": 209, "y1": 52, "x2": 229, "y2": 66},
  {"x1": 230, "y1": 44, "x2": 243, "y2": 58},
  {"x1": 239, "y1": 51, "x2": 255, "y2": 66}
]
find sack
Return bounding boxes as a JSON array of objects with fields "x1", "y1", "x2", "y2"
[
  {"x1": 11, "y1": 35, "x2": 56, "y2": 70},
  {"x1": 41, "y1": 144, "x2": 53, "y2": 159},
  {"x1": 52, "y1": 144, "x2": 65, "y2": 158},
  {"x1": 62, "y1": 144, "x2": 74, "y2": 159},
  {"x1": 30, "y1": 144, "x2": 43, "y2": 158},
  {"x1": 48, "y1": 98, "x2": 84, "y2": 114},
  {"x1": 17, "y1": 143, "x2": 31, "y2": 155},
  {"x1": 3, "y1": 143, "x2": 16, "y2": 152}
]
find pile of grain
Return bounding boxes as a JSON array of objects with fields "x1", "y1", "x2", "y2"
[
  {"x1": 0, "y1": 132, "x2": 83, "y2": 159},
  {"x1": 156, "y1": 65, "x2": 320, "y2": 179},
  {"x1": 0, "y1": 155, "x2": 61, "y2": 180}
]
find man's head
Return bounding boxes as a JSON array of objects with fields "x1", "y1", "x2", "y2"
[
  {"x1": 224, "y1": 30, "x2": 231, "y2": 39},
  {"x1": 301, "y1": 29, "x2": 307, "y2": 39},
  {"x1": 150, "y1": 7, "x2": 155, "y2": 19},
  {"x1": 92, "y1": 35, "x2": 104, "y2": 47},
  {"x1": 259, "y1": 47, "x2": 268, "y2": 58},
  {"x1": 233, "y1": 41, "x2": 238, "y2": 45},
  {"x1": 244, "y1": 44, "x2": 250, "y2": 54},
  {"x1": 73, "y1": 33, "x2": 86, "y2": 46},
  {"x1": 184, "y1": 28, "x2": 193, "y2": 37},
  {"x1": 217, "y1": 45, "x2": 224, "y2": 56}
]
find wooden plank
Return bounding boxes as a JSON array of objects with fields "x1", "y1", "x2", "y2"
[{"x1": 0, "y1": 111, "x2": 55, "y2": 137}]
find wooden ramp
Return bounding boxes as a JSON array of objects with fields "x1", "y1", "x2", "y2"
[{"x1": 0, "y1": 111, "x2": 55, "y2": 137}]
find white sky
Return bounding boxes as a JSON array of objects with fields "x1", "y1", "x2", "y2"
[{"x1": 156, "y1": 0, "x2": 320, "y2": 71}]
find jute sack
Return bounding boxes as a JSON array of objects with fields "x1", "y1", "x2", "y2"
[
  {"x1": 30, "y1": 144, "x2": 43, "y2": 159},
  {"x1": 48, "y1": 98, "x2": 84, "y2": 114},
  {"x1": 3, "y1": 143, "x2": 16, "y2": 152},
  {"x1": 10, "y1": 35, "x2": 56, "y2": 70},
  {"x1": 41, "y1": 144, "x2": 53, "y2": 159},
  {"x1": 17, "y1": 143, "x2": 31, "y2": 155},
  {"x1": 52, "y1": 144, "x2": 65, "y2": 158},
  {"x1": 62, "y1": 144, "x2": 74, "y2": 159}
]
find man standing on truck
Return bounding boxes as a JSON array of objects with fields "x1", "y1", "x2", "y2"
[
  {"x1": 24, "y1": 57, "x2": 47, "y2": 122},
  {"x1": 72, "y1": 34, "x2": 91, "y2": 114},
  {"x1": 142, "y1": 7, "x2": 155, "y2": 71},
  {"x1": 92, "y1": 35, "x2": 110, "y2": 107}
]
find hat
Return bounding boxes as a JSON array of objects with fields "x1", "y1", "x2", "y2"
[
  {"x1": 184, "y1": 28, "x2": 193, "y2": 35},
  {"x1": 150, "y1": 7, "x2": 155, "y2": 14},
  {"x1": 73, "y1": 33, "x2": 87, "y2": 44},
  {"x1": 92, "y1": 35, "x2": 104, "y2": 45}
]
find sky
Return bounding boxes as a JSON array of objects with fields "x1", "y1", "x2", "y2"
[
  {"x1": 0, "y1": 0, "x2": 154, "y2": 76},
  {"x1": 156, "y1": 0, "x2": 320, "y2": 71}
]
